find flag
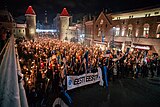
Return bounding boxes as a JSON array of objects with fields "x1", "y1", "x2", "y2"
[
  {"x1": 126, "y1": 48, "x2": 130, "y2": 54},
  {"x1": 84, "y1": 51, "x2": 89, "y2": 73},
  {"x1": 63, "y1": 57, "x2": 67, "y2": 76},
  {"x1": 52, "y1": 97, "x2": 68, "y2": 107},
  {"x1": 0, "y1": 35, "x2": 28, "y2": 107},
  {"x1": 52, "y1": 89, "x2": 72, "y2": 107},
  {"x1": 57, "y1": 51, "x2": 61, "y2": 65},
  {"x1": 62, "y1": 90, "x2": 72, "y2": 106},
  {"x1": 102, "y1": 33, "x2": 104, "y2": 43},
  {"x1": 98, "y1": 67, "x2": 104, "y2": 86},
  {"x1": 103, "y1": 66, "x2": 108, "y2": 88},
  {"x1": 143, "y1": 51, "x2": 147, "y2": 64}
]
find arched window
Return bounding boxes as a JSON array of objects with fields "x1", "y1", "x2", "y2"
[
  {"x1": 121, "y1": 26, "x2": 126, "y2": 36},
  {"x1": 127, "y1": 24, "x2": 133, "y2": 37},
  {"x1": 115, "y1": 25, "x2": 120, "y2": 36},
  {"x1": 143, "y1": 23, "x2": 150, "y2": 38},
  {"x1": 135, "y1": 29, "x2": 139, "y2": 37},
  {"x1": 98, "y1": 28, "x2": 101, "y2": 37},
  {"x1": 156, "y1": 24, "x2": 160, "y2": 38}
]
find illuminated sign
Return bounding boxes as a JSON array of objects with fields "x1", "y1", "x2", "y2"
[
  {"x1": 36, "y1": 29, "x2": 57, "y2": 32},
  {"x1": 134, "y1": 46, "x2": 150, "y2": 50}
]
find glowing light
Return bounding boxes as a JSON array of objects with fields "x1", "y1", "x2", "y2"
[
  {"x1": 47, "y1": 78, "x2": 50, "y2": 81},
  {"x1": 28, "y1": 80, "x2": 31, "y2": 84},
  {"x1": 30, "y1": 28, "x2": 35, "y2": 35},
  {"x1": 130, "y1": 48, "x2": 134, "y2": 52},
  {"x1": 36, "y1": 29, "x2": 57, "y2": 32},
  {"x1": 135, "y1": 46, "x2": 150, "y2": 50}
]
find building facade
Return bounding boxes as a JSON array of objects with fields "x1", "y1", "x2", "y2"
[
  {"x1": 58, "y1": 8, "x2": 77, "y2": 42},
  {"x1": 83, "y1": 7, "x2": 160, "y2": 54},
  {"x1": 25, "y1": 6, "x2": 36, "y2": 40},
  {"x1": 0, "y1": 6, "x2": 36, "y2": 40},
  {"x1": 0, "y1": 10, "x2": 16, "y2": 34}
]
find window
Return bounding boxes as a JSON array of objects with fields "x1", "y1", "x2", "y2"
[
  {"x1": 127, "y1": 24, "x2": 133, "y2": 37},
  {"x1": 135, "y1": 29, "x2": 139, "y2": 37},
  {"x1": 115, "y1": 25, "x2": 120, "y2": 36},
  {"x1": 23, "y1": 30, "x2": 24, "y2": 32},
  {"x1": 145, "y1": 14, "x2": 147, "y2": 17},
  {"x1": 156, "y1": 24, "x2": 160, "y2": 38},
  {"x1": 117, "y1": 17, "x2": 120, "y2": 20},
  {"x1": 143, "y1": 24, "x2": 150, "y2": 38},
  {"x1": 19, "y1": 30, "x2": 21, "y2": 33},
  {"x1": 98, "y1": 28, "x2": 101, "y2": 37},
  {"x1": 155, "y1": 12, "x2": 159, "y2": 15},
  {"x1": 100, "y1": 19, "x2": 103, "y2": 25},
  {"x1": 148, "y1": 14, "x2": 151, "y2": 17},
  {"x1": 122, "y1": 20, "x2": 125, "y2": 24},
  {"x1": 157, "y1": 17, "x2": 160, "y2": 22},
  {"x1": 121, "y1": 26, "x2": 126, "y2": 36},
  {"x1": 13, "y1": 29, "x2": 15, "y2": 33},
  {"x1": 136, "y1": 21, "x2": 139, "y2": 24},
  {"x1": 129, "y1": 16, "x2": 133, "y2": 19}
]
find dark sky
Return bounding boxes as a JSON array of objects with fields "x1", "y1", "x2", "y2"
[{"x1": 0, "y1": 0, "x2": 160, "y2": 23}]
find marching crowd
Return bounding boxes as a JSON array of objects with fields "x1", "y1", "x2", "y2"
[{"x1": 16, "y1": 37, "x2": 160, "y2": 107}]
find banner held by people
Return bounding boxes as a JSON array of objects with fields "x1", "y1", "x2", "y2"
[{"x1": 67, "y1": 72, "x2": 100, "y2": 90}]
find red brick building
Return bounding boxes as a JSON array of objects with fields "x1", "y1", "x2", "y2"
[{"x1": 84, "y1": 7, "x2": 160, "y2": 54}]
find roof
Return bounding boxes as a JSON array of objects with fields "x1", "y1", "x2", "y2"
[
  {"x1": 25, "y1": 6, "x2": 36, "y2": 15},
  {"x1": 0, "y1": 10, "x2": 14, "y2": 22},
  {"x1": 60, "y1": 8, "x2": 69, "y2": 16}
]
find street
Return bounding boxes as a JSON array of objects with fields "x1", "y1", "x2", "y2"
[{"x1": 68, "y1": 78, "x2": 160, "y2": 107}]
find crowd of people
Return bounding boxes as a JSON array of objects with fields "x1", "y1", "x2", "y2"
[{"x1": 15, "y1": 37, "x2": 160, "y2": 107}]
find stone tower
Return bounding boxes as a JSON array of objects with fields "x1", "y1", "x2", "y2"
[
  {"x1": 25, "y1": 6, "x2": 36, "y2": 40},
  {"x1": 59, "y1": 8, "x2": 70, "y2": 41}
]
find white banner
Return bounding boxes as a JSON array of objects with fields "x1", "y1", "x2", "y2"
[{"x1": 67, "y1": 72, "x2": 100, "y2": 90}]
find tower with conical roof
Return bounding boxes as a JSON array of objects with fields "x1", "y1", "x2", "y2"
[
  {"x1": 59, "y1": 8, "x2": 70, "y2": 41},
  {"x1": 25, "y1": 6, "x2": 36, "y2": 40}
]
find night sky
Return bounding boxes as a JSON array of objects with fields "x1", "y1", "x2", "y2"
[{"x1": 0, "y1": 0, "x2": 160, "y2": 22}]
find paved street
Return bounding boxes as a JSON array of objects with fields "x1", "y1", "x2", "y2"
[{"x1": 68, "y1": 78, "x2": 160, "y2": 107}]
